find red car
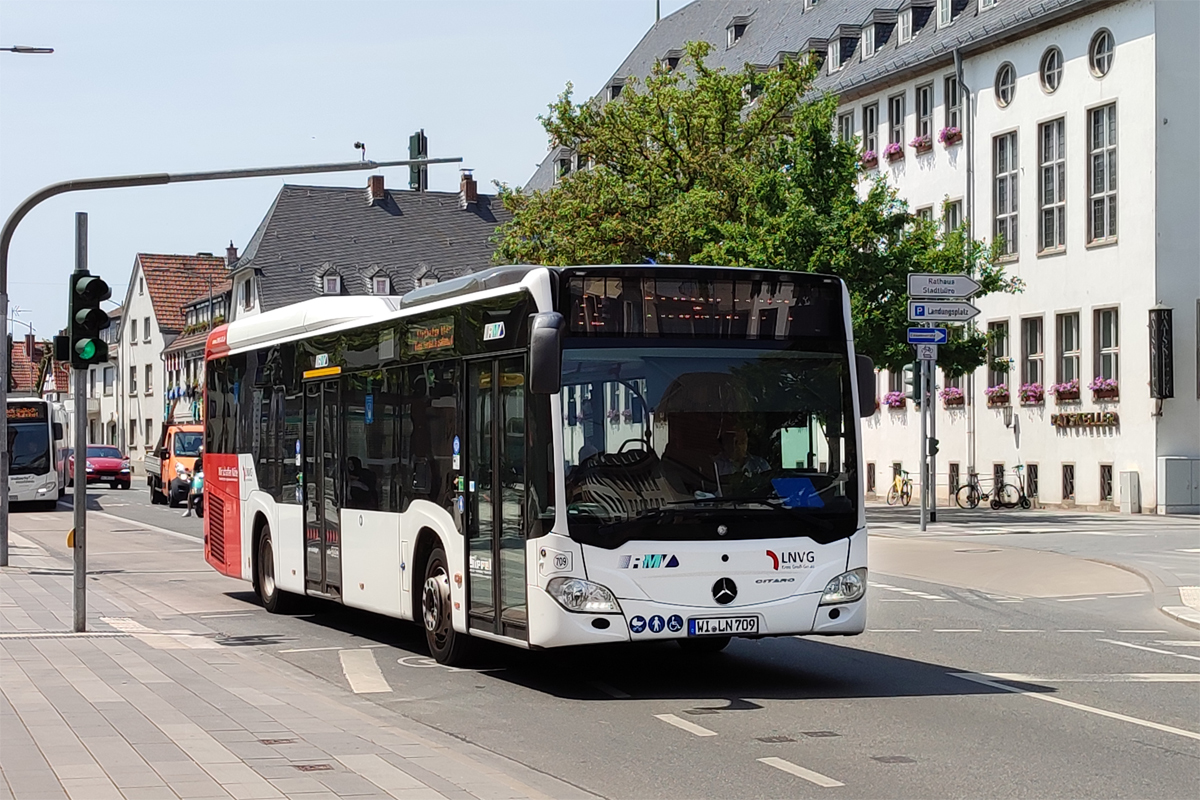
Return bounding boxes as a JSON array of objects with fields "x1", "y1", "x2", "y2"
[{"x1": 67, "y1": 445, "x2": 132, "y2": 489}]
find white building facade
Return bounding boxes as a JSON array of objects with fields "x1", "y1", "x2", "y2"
[{"x1": 840, "y1": 0, "x2": 1199, "y2": 512}]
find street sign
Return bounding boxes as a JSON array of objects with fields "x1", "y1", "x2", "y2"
[
  {"x1": 907, "y1": 327, "x2": 948, "y2": 344},
  {"x1": 907, "y1": 273, "x2": 982, "y2": 298},
  {"x1": 908, "y1": 300, "x2": 981, "y2": 323},
  {"x1": 916, "y1": 343, "x2": 938, "y2": 362}
]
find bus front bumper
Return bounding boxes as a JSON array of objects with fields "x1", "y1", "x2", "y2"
[{"x1": 8, "y1": 475, "x2": 59, "y2": 503}]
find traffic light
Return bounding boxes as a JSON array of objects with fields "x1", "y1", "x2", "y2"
[
  {"x1": 928, "y1": 437, "x2": 940, "y2": 456},
  {"x1": 409, "y1": 128, "x2": 428, "y2": 191},
  {"x1": 903, "y1": 363, "x2": 919, "y2": 405},
  {"x1": 68, "y1": 270, "x2": 111, "y2": 368}
]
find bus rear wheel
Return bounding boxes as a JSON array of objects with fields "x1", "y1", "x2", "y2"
[
  {"x1": 256, "y1": 527, "x2": 299, "y2": 614},
  {"x1": 677, "y1": 636, "x2": 731, "y2": 654},
  {"x1": 421, "y1": 546, "x2": 472, "y2": 666}
]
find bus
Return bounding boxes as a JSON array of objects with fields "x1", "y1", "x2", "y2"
[
  {"x1": 203, "y1": 265, "x2": 875, "y2": 664},
  {"x1": 7, "y1": 397, "x2": 68, "y2": 510}
]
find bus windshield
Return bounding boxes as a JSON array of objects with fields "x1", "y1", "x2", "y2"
[
  {"x1": 7, "y1": 423, "x2": 51, "y2": 476},
  {"x1": 560, "y1": 345, "x2": 857, "y2": 547}
]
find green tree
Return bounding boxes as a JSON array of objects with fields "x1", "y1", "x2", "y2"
[{"x1": 495, "y1": 41, "x2": 1019, "y2": 375}]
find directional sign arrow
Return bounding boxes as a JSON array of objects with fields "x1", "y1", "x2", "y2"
[
  {"x1": 908, "y1": 300, "x2": 981, "y2": 323},
  {"x1": 907, "y1": 327, "x2": 948, "y2": 344},
  {"x1": 907, "y1": 273, "x2": 982, "y2": 299}
]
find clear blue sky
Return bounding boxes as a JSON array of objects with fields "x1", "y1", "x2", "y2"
[{"x1": 1, "y1": 0, "x2": 691, "y2": 340}]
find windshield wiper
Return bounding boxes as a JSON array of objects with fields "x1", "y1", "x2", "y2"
[{"x1": 667, "y1": 495, "x2": 836, "y2": 533}]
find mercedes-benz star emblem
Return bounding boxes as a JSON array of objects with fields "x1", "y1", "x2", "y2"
[{"x1": 712, "y1": 578, "x2": 738, "y2": 605}]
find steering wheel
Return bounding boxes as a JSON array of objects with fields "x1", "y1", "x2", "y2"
[{"x1": 616, "y1": 438, "x2": 649, "y2": 453}]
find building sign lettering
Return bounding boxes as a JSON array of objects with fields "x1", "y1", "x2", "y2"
[{"x1": 1050, "y1": 411, "x2": 1119, "y2": 428}]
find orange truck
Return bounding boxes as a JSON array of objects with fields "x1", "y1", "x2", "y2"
[{"x1": 145, "y1": 424, "x2": 204, "y2": 506}]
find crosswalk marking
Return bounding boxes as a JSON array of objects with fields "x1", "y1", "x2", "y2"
[
  {"x1": 655, "y1": 713, "x2": 717, "y2": 737},
  {"x1": 339, "y1": 649, "x2": 393, "y2": 693},
  {"x1": 1098, "y1": 639, "x2": 1200, "y2": 662},
  {"x1": 758, "y1": 757, "x2": 844, "y2": 787}
]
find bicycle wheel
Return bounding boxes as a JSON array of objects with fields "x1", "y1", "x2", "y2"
[
  {"x1": 886, "y1": 484, "x2": 900, "y2": 505},
  {"x1": 900, "y1": 480, "x2": 913, "y2": 506},
  {"x1": 1020, "y1": 496, "x2": 1032, "y2": 510},
  {"x1": 998, "y1": 483, "x2": 1021, "y2": 509},
  {"x1": 956, "y1": 485, "x2": 979, "y2": 509}
]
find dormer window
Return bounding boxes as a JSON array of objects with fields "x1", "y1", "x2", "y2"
[
  {"x1": 372, "y1": 275, "x2": 390, "y2": 295},
  {"x1": 938, "y1": 0, "x2": 954, "y2": 27},
  {"x1": 862, "y1": 26, "x2": 876, "y2": 59},
  {"x1": 607, "y1": 81, "x2": 624, "y2": 101},
  {"x1": 898, "y1": 10, "x2": 913, "y2": 43},
  {"x1": 804, "y1": 0, "x2": 819, "y2": 10},
  {"x1": 322, "y1": 275, "x2": 341, "y2": 295},
  {"x1": 555, "y1": 156, "x2": 573, "y2": 183},
  {"x1": 828, "y1": 41, "x2": 843, "y2": 73},
  {"x1": 661, "y1": 49, "x2": 682, "y2": 71},
  {"x1": 980, "y1": 0, "x2": 997, "y2": 10},
  {"x1": 728, "y1": 23, "x2": 746, "y2": 48}
]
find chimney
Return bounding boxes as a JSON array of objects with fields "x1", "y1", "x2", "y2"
[
  {"x1": 226, "y1": 240, "x2": 238, "y2": 267},
  {"x1": 24, "y1": 333, "x2": 36, "y2": 362},
  {"x1": 367, "y1": 174, "x2": 386, "y2": 204},
  {"x1": 459, "y1": 169, "x2": 478, "y2": 210}
]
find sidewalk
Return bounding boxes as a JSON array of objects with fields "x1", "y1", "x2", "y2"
[{"x1": 1, "y1": 514, "x2": 593, "y2": 800}]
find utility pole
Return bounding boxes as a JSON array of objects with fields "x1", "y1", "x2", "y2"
[{"x1": 72, "y1": 213, "x2": 89, "y2": 631}]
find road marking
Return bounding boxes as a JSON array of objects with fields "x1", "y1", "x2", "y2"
[
  {"x1": 654, "y1": 713, "x2": 717, "y2": 737},
  {"x1": 950, "y1": 672, "x2": 1200, "y2": 742},
  {"x1": 199, "y1": 613, "x2": 251, "y2": 619},
  {"x1": 998, "y1": 629, "x2": 1044, "y2": 633},
  {"x1": 339, "y1": 649, "x2": 392, "y2": 693},
  {"x1": 61, "y1": 506, "x2": 202, "y2": 543},
  {"x1": 757, "y1": 757, "x2": 844, "y2": 787},
  {"x1": 589, "y1": 681, "x2": 631, "y2": 699},
  {"x1": 1117, "y1": 630, "x2": 1167, "y2": 634},
  {"x1": 1158, "y1": 641, "x2": 1200, "y2": 647},
  {"x1": 1176, "y1": 548, "x2": 1200, "y2": 553},
  {"x1": 933, "y1": 629, "x2": 981, "y2": 633},
  {"x1": 1056, "y1": 597, "x2": 1096, "y2": 603},
  {"x1": 995, "y1": 599, "x2": 1024, "y2": 603},
  {"x1": 868, "y1": 629, "x2": 921, "y2": 633},
  {"x1": 279, "y1": 646, "x2": 344, "y2": 653},
  {"x1": 985, "y1": 673, "x2": 1200, "y2": 683},
  {"x1": 1059, "y1": 629, "x2": 1104, "y2": 633},
  {"x1": 1106, "y1": 593, "x2": 1144, "y2": 599},
  {"x1": 1099, "y1": 640, "x2": 1200, "y2": 662},
  {"x1": 880, "y1": 599, "x2": 920, "y2": 602}
]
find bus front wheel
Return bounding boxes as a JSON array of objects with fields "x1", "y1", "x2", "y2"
[
  {"x1": 421, "y1": 546, "x2": 472, "y2": 666},
  {"x1": 256, "y1": 527, "x2": 299, "y2": 614}
]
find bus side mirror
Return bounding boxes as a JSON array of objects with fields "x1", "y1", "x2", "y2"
[
  {"x1": 52, "y1": 422, "x2": 64, "y2": 441},
  {"x1": 856, "y1": 354, "x2": 876, "y2": 418},
  {"x1": 529, "y1": 312, "x2": 565, "y2": 395}
]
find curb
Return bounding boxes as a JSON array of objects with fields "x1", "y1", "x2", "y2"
[
  {"x1": 1085, "y1": 556, "x2": 1199, "y2": 631},
  {"x1": 1161, "y1": 606, "x2": 1200, "y2": 631}
]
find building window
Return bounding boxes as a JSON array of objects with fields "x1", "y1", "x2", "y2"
[
  {"x1": 944, "y1": 370, "x2": 963, "y2": 392},
  {"x1": 1040, "y1": 47, "x2": 1063, "y2": 93},
  {"x1": 241, "y1": 278, "x2": 254, "y2": 310},
  {"x1": 916, "y1": 84, "x2": 933, "y2": 139},
  {"x1": 994, "y1": 63, "x2": 1016, "y2": 107},
  {"x1": 938, "y1": 0, "x2": 953, "y2": 27},
  {"x1": 144, "y1": 364, "x2": 153, "y2": 394},
  {"x1": 143, "y1": 317, "x2": 151, "y2": 343},
  {"x1": 323, "y1": 275, "x2": 341, "y2": 295},
  {"x1": 129, "y1": 365, "x2": 137, "y2": 395},
  {"x1": 556, "y1": 156, "x2": 572, "y2": 182},
  {"x1": 867, "y1": 463, "x2": 876, "y2": 494},
  {"x1": 138, "y1": 277, "x2": 144, "y2": 295},
  {"x1": 1089, "y1": 29, "x2": 1114, "y2": 77},
  {"x1": 130, "y1": 419, "x2": 137, "y2": 448},
  {"x1": 862, "y1": 103, "x2": 878, "y2": 153},
  {"x1": 1026, "y1": 464, "x2": 1039, "y2": 498},
  {"x1": 1095, "y1": 307, "x2": 1119, "y2": 382},
  {"x1": 888, "y1": 369, "x2": 904, "y2": 394},
  {"x1": 888, "y1": 94, "x2": 905, "y2": 146},
  {"x1": 988, "y1": 321, "x2": 1010, "y2": 391},
  {"x1": 1100, "y1": 464, "x2": 1114, "y2": 502},
  {"x1": 608, "y1": 82, "x2": 623, "y2": 101},
  {"x1": 899, "y1": 10, "x2": 913, "y2": 44},
  {"x1": 1062, "y1": 464, "x2": 1075, "y2": 500},
  {"x1": 892, "y1": 462, "x2": 902, "y2": 481},
  {"x1": 661, "y1": 54, "x2": 680, "y2": 71},
  {"x1": 980, "y1": 0, "x2": 997, "y2": 9},
  {"x1": 944, "y1": 199, "x2": 962, "y2": 234},
  {"x1": 372, "y1": 275, "x2": 390, "y2": 295},
  {"x1": 1088, "y1": 103, "x2": 1118, "y2": 242},
  {"x1": 145, "y1": 419, "x2": 154, "y2": 449},
  {"x1": 994, "y1": 132, "x2": 1019, "y2": 256},
  {"x1": 1056, "y1": 312, "x2": 1081, "y2": 384},
  {"x1": 949, "y1": 463, "x2": 961, "y2": 493},
  {"x1": 1039, "y1": 118, "x2": 1066, "y2": 252},
  {"x1": 944, "y1": 75, "x2": 960, "y2": 130},
  {"x1": 103, "y1": 366, "x2": 114, "y2": 396},
  {"x1": 993, "y1": 463, "x2": 1006, "y2": 492},
  {"x1": 727, "y1": 22, "x2": 747, "y2": 48},
  {"x1": 1021, "y1": 317, "x2": 1044, "y2": 388},
  {"x1": 88, "y1": 369, "x2": 96, "y2": 398},
  {"x1": 862, "y1": 26, "x2": 876, "y2": 60},
  {"x1": 916, "y1": 206, "x2": 933, "y2": 223},
  {"x1": 828, "y1": 41, "x2": 843, "y2": 73},
  {"x1": 130, "y1": 318, "x2": 138, "y2": 344},
  {"x1": 838, "y1": 111, "x2": 855, "y2": 143}
]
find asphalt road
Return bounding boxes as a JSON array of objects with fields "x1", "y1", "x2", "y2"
[{"x1": 14, "y1": 498, "x2": 1199, "y2": 798}]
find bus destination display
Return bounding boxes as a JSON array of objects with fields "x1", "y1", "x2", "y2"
[
  {"x1": 408, "y1": 318, "x2": 455, "y2": 354},
  {"x1": 7, "y1": 403, "x2": 48, "y2": 422}
]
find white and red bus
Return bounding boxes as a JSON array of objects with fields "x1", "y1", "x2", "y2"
[
  {"x1": 7, "y1": 396, "x2": 68, "y2": 510},
  {"x1": 203, "y1": 265, "x2": 875, "y2": 663}
]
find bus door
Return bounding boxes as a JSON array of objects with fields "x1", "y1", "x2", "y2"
[
  {"x1": 304, "y1": 379, "x2": 342, "y2": 597},
  {"x1": 465, "y1": 356, "x2": 528, "y2": 639}
]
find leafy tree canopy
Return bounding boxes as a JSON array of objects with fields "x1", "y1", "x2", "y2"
[{"x1": 494, "y1": 41, "x2": 1020, "y2": 375}]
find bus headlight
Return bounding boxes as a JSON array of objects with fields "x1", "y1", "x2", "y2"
[
  {"x1": 819, "y1": 568, "x2": 867, "y2": 605},
  {"x1": 546, "y1": 577, "x2": 621, "y2": 614}
]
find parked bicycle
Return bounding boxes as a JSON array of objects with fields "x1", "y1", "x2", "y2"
[
  {"x1": 886, "y1": 469, "x2": 913, "y2": 506},
  {"x1": 955, "y1": 472, "x2": 992, "y2": 509},
  {"x1": 990, "y1": 465, "x2": 1033, "y2": 510}
]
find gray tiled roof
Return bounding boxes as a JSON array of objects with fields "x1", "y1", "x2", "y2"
[
  {"x1": 231, "y1": 182, "x2": 511, "y2": 313},
  {"x1": 525, "y1": 0, "x2": 1110, "y2": 191}
]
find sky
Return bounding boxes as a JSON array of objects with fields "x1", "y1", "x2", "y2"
[{"x1": 1, "y1": 0, "x2": 692, "y2": 341}]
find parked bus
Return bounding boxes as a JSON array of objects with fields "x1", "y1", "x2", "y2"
[
  {"x1": 203, "y1": 265, "x2": 875, "y2": 663},
  {"x1": 7, "y1": 397, "x2": 68, "y2": 510}
]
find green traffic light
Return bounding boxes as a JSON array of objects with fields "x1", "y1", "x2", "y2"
[{"x1": 76, "y1": 339, "x2": 97, "y2": 360}]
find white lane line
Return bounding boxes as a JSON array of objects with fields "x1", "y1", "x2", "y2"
[
  {"x1": 279, "y1": 646, "x2": 344, "y2": 653},
  {"x1": 1176, "y1": 548, "x2": 1200, "y2": 553},
  {"x1": 199, "y1": 613, "x2": 251, "y2": 619},
  {"x1": 1117, "y1": 630, "x2": 1167, "y2": 634},
  {"x1": 654, "y1": 713, "x2": 717, "y2": 737},
  {"x1": 339, "y1": 649, "x2": 393, "y2": 694},
  {"x1": 995, "y1": 599, "x2": 1024, "y2": 603},
  {"x1": 880, "y1": 599, "x2": 920, "y2": 603},
  {"x1": 1158, "y1": 641, "x2": 1200, "y2": 647},
  {"x1": 1099, "y1": 639, "x2": 1200, "y2": 662},
  {"x1": 1056, "y1": 597, "x2": 1096, "y2": 602},
  {"x1": 1059, "y1": 629, "x2": 1104, "y2": 633},
  {"x1": 758, "y1": 757, "x2": 844, "y2": 788},
  {"x1": 1106, "y1": 593, "x2": 1145, "y2": 599},
  {"x1": 998, "y1": 629, "x2": 1044, "y2": 633},
  {"x1": 933, "y1": 629, "x2": 981, "y2": 633},
  {"x1": 950, "y1": 672, "x2": 1200, "y2": 742},
  {"x1": 868, "y1": 629, "x2": 921, "y2": 633},
  {"x1": 590, "y1": 681, "x2": 631, "y2": 699},
  {"x1": 986, "y1": 673, "x2": 1200, "y2": 683}
]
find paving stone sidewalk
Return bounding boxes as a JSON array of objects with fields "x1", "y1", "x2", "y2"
[{"x1": 0, "y1": 528, "x2": 592, "y2": 800}]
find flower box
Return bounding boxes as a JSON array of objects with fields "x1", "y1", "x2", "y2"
[
  {"x1": 939, "y1": 386, "x2": 964, "y2": 407},
  {"x1": 909, "y1": 134, "x2": 933, "y2": 155},
  {"x1": 860, "y1": 150, "x2": 879, "y2": 169},
  {"x1": 984, "y1": 385, "x2": 1010, "y2": 407},
  {"x1": 987, "y1": 396, "x2": 1011, "y2": 408},
  {"x1": 1089, "y1": 377, "x2": 1119, "y2": 400},
  {"x1": 1019, "y1": 383, "x2": 1044, "y2": 405},
  {"x1": 883, "y1": 390, "x2": 907, "y2": 410},
  {"x1": 884, "y1": 143, "x2": 904, "y2": 162},
  {"x1": 938, "y1": 126, "x2": 962, "y2": 147},
  {"x1": 1054, "y1": 390, "x2": 1081, "y2": 403},
  {"x1": 943, "y1": 396, "x2": 965, "y2": 407}
]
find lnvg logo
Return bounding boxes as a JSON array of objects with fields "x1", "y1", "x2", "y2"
[
  {"x1": 618, "y1": 554, "x2": 680, "y2": 569},
  {"x1": 766, "y1": 549, "x2": 816, "y2": 570}
]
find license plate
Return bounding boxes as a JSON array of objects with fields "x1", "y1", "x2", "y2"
[{"x1": 688, "y1": 616, "x2": 758, "y2": 636}]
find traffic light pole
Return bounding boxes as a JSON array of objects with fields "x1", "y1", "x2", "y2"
[
  {"x1": 919, "y1": 358, "x2": 929, "y2": 532},
  {"x1": 72, "y1": 213, "x2": 88, "y2": 632},
  {"x1": 928, "y1": 359, "x2": 938, "y2": 524},
  {"x1": 0, "y1": 154, "x2": 462, "y2": 565}
]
